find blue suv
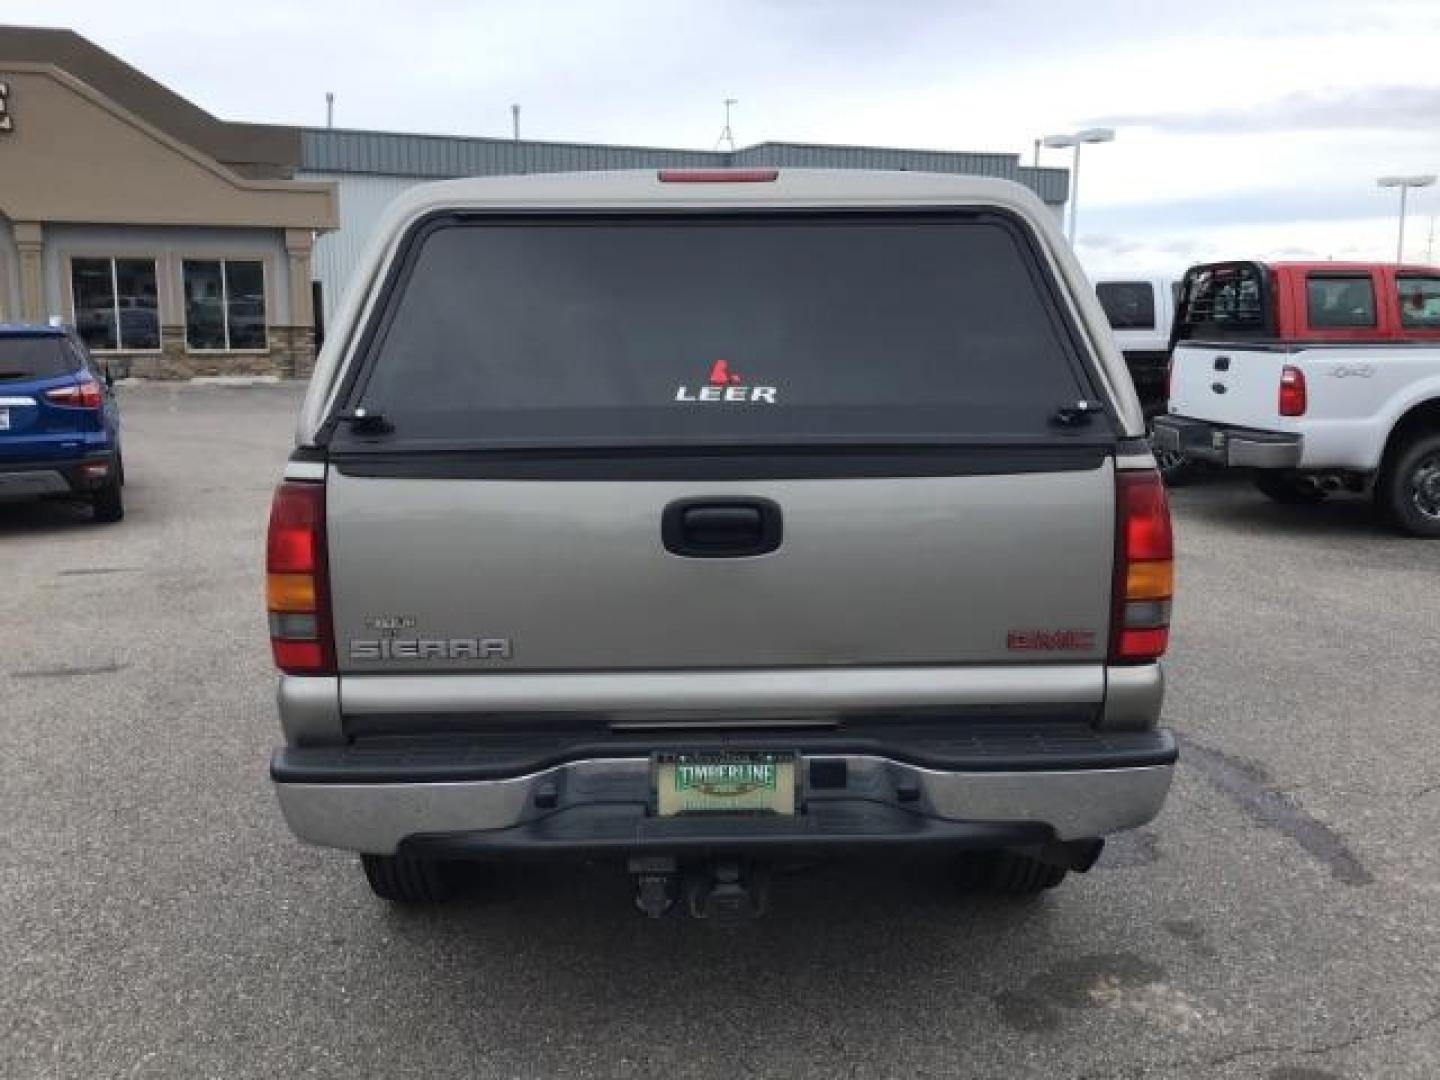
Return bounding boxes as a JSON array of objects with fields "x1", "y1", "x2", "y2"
[{"x1": 0, "y1": 324, "x2": 124, "y2": 523}]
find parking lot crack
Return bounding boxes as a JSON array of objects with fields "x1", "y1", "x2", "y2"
[
  {"x1": 1199, "y1": 1002, "x2": 1440, "y2": 1073},
  {"x1": 1075, "y1": 1003, "x2": 1440, "y2": 1079},
  {"x1": 9, "y1": 661, "x2": 129, "y2": 679}
]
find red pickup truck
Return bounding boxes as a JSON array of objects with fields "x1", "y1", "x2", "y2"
[{"x1": 1155, "y1": 260, "x2": 1440, "y2": 534}]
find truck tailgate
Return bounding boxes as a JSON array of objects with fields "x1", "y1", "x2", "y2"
[
  {"x1": 1169, "y1": 342, "x2": 1287, "y2": 427},
  {"x1": 327, "y1": 462, "x2": 1115, "y2": 673}
]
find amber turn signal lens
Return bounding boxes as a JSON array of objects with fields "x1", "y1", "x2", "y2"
[
  {"x1": 266, "y1": 572, "x2": 316, "y2": 613},
  {"x1": 1126, "y1": 560, "x2": 1174, "y2": 600}
]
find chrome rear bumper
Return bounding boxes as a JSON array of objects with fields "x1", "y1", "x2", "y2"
[
  {"x1": 273, "y1": 752, "x2": 1175, "y2": 855},
  {"x1": 1152, "y1": 415, "x2": 1303, "y2": 469}
]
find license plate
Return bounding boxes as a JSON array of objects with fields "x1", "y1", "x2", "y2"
[
  {"x1": 653, "y1": 751, "x2": 797, "y2": 817},
  {"x1": 0, "y1": 409, "x2": 9, "y2": 431}
]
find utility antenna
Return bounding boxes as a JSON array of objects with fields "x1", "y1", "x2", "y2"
[
  {"x1": 325, "y1": 91, "x2": 334, "y2": 129},
  {"x1": 715, "y1": 98, "x2": 738, "y2": 152}
]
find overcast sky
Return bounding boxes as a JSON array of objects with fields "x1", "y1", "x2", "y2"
[{"x1": 15, "y1": 0, "x2": 1440, "y2": 275}]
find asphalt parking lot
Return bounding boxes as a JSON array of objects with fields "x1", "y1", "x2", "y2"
[{"x1": 3, "y1": 383, "x2": 1438, "y2": 1080}]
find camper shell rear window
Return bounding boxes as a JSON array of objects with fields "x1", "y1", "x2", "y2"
[{"x1": 333, "y1": 210, "x2": 1108, "y2": 452}]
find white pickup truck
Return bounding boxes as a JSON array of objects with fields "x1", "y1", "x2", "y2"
[
  {"x1": 1154, "y1": 260, "x2": 1440, "y2": 535},
  {"x1": 1092, "y1": 275, "x2": 1195, "y2": 482},
  {"x1": 1092, "y1": 275, "x2": 1179, "y2": 417}
]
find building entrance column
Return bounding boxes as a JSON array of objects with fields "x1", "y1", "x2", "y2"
[
  {"x1": 284, "y1": 228, "x2": 316, "y2": 377},
  {"x1": 15, "y1": 220, "x2": 44, "y2": 322}
]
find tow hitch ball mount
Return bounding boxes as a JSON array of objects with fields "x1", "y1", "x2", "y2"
[{"x1": 630, "y1": 857, "x2": 770, "y2": 924}]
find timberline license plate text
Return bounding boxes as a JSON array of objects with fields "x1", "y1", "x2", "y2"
[{"x1": 653, "y1": 751, "x2": 797, "y2": 817}]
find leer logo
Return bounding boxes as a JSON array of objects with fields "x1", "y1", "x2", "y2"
[
  {"x1": 674, "y1": 359, "x2": 778, "y2": 404},
  {"x1": 708, "y1": 359, "x2": 741, "y2": 385}
]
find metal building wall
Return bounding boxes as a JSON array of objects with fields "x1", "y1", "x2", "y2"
[
  {"x1": 301, "y1": 129, "x2": 1065, "y2": 195},
  {"x1": 301, "y1": 129, "x2": 718, "y2": 180},
  {"x1": 1015, "y1": 166, "x2": 1068, "y2": 205},
  {"x1": 301, "y1": 173, "x2": 421, "y2": 325},
  {"x1": 300, "y1": 129, "x2": 1070, "y2": 323},
  {"x1": 731, "y1": 142, "x2": 1017, "y2": 179}
]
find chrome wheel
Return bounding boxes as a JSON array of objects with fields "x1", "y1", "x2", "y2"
[
  {"x1": 1379, "y1": 433, "x2": 1440, "y2": 537},
  {"x1": 1409, "y1": 453, "x2": 1440, "y2": 522}
]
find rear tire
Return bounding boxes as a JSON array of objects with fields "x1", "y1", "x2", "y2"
[
  {"x1": 957, "y1": 850, "x2": 1068, "y2": 895},
  {"x1": 360, "y1": 852, "x2": 452, "y2": 903},
  {"x1": 91, "y1": 461, "x2": 124, "y2": 523},
  {"x1": 1254, "y1": 471, "x2": 1326, "y2": 505},
  {"x1": 1377, "y1": 431, "x2": 1440, "y2": 537}
]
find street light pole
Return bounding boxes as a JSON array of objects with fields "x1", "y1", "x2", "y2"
[
  {"x1": 1042, "y1": 128, "x2": 1115, "y2": 244},
  {"x1": 1399, "y1": 185, "x2": 1409, "y2": 264},
  {"x1": 1378, "y1": 175, "x2": 1436, "y2": 264},
  {"x1": 1067, "y1": 143, "x2": 1082, "y2": 243}
]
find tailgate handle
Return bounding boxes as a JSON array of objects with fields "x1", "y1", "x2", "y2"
[
  {"x1": 1213, "y1": 355, "x2": 1231, "y2": 371},
  {"x1": 662, "y1": 498, "x2": 783, "y2": 558}
]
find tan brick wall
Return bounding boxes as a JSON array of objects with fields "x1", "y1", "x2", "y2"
[
  {"x1": 270, "y1": 326, "x2": 317, "y2": 379},
  {"x1": 102, "y1": 324, "x2": 316, "y2": 380}
]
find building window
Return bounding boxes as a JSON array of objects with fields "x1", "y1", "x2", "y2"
[
  {"x1": 70, "y1": 257, "x2": 160, "y2": 351},
  {"x1": 183, "y1": 259, "x2": 268, "y2": 350},
  {"x1": 1306, "y1": 275, "x2": 1376, "y2": 329}
]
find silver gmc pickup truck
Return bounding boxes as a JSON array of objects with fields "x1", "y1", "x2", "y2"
[{"x1": 266, "y1": 169, "x2": 1177, "y2": 921}]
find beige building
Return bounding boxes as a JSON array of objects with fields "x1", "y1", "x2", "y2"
[{"x1": 0, "y1": 27, "x2": 336, "y2": 378}]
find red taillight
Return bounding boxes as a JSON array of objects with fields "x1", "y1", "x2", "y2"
[
  {"x1": 45, "y1": 377, "x2": 103, "y2": 409},
  {"x1": 657, "y1": 168, "x2": 779, "y2": 183},
  {"x1": 1112, "y1": 469, "x2": 1174, "y2": 663},
  {"x1": 272, "y1": 639, "x2": 326, "y2": 671},
  {"x1": 265, "y1": 481, "x2": 334, "y2": 675},
  {"x1": 1279, "y1": 365, "x2": 1307, "y2": 416}
]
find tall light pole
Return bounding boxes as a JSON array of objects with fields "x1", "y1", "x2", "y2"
[
  {"x1": 1042, "y1": 127, "x2": 1116, "y2": 244},
  {"x1": 1377, "y1": 175, "x2": 1436, "y2": 264}
]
